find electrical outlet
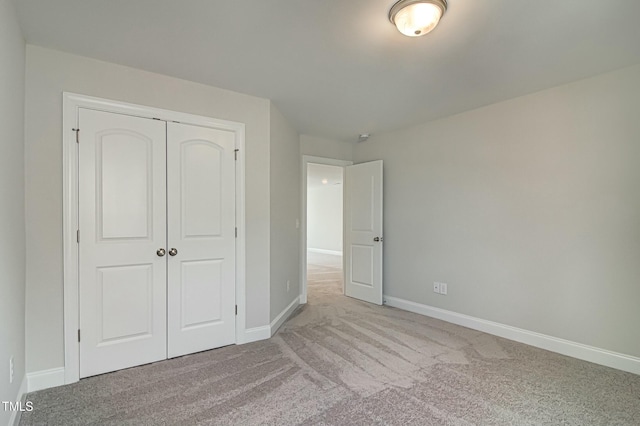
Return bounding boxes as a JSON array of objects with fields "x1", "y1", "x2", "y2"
[
  {"x1": 433, "y1": 282, "x2": 440, "y2": 293},
  {"x1": 287, "y1": 280, "x2": 290, "y2": 292},
  {"x1": 440, "y1": 282, "x2": 448, "y2": 295},
  {"x1": 9, "y1": 356, "x2": 14, "y2": 384}
]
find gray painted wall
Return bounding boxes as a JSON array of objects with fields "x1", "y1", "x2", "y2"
[
  {"x1": 308, "y1": 185, "x2": 343, "y2": 253},
  {"x1": 354, "y1": 64, "x2": 640, "y2": 358},
  {"x1": 300, "y1": 134, "x2": 354, "y2": 161},
  {"x1": 24, "y1": 45, "x2": 272, "y2": 373},
  {"x1": 269, "y1": 103, "x2": 301, "y2": 322},
  {"x1": 0, "y1": 0, "x2": 26, "y2": 422}
]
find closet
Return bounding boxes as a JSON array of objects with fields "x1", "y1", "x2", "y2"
[{"x1": 77, "y1": 108, "x2": 236, "y2": 378}]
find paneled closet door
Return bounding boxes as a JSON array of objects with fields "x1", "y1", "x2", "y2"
[
  {"x1": 166, "y1": 122, "x2": 237, "y2": 358},
  {"x1": 79, "y1": 109, "x2": 168, "y2": 378}
]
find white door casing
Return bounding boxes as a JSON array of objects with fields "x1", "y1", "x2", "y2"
[
  {"x1": 78, "y1": 109, "x2": 168, "y2": 378},
  {"x1": 344, "y1": 161, "x2": 383, "y2": 305},
  {"x1": 167, "y1": 122, "x2": 236, "y2": 358}
]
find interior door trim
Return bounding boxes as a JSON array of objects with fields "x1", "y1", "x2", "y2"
[{"x1": 62, "y1": 92, "x2": 246, "y2": 385}]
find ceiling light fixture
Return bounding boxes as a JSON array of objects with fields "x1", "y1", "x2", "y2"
[{"x1": 389, "y1": 0, "x2": 447, "y2": 37}]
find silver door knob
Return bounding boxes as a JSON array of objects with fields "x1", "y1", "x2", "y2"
[
  {"x1": 374, "y1": 237, "x2": 383, "y2": 242},
  {"x1": 169, "y1": 248, "x2": 178, "y2": 256},
  {"x1": 156, "y1": 248, "x2": 166, "y2": 257}
]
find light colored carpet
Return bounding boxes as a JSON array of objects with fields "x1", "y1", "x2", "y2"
[{"x1": 21, "y1": 256, "x2": 640, "y2": 425}]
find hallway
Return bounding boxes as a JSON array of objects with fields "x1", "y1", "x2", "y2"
[{"x1": 307, "y1": 251, "x2": 343, "y2": 302}]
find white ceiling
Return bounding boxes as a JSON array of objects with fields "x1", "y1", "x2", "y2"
[
  {"x1": 13, "y1": 0, "x2": 640, "y2": 142},
  {"x1": 307, "y1": 164, "x2": 343, "y2": 189}
]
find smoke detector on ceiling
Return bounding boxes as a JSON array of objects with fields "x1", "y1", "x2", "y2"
[{"x1": 358, "y1": 133, "x2": 370, "y2": 143}]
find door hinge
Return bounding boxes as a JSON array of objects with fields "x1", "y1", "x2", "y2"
[
  {"x1": 235, "y1": 227, "x2": 238, "y2": 238},
  {"x1": 72, "y1": 128, "x2": 80, "y2": 144},
  {"x1": 78, "y1": 329, "x2": 81, "y2": 342},
  {"x1": 235, "y1": 305, "x2": 238, "y2": 315},
  {"x1": 234, "y1": 149, "x2": 239, "y2": 160},
  {"x1": 76, "y1": 229, "x2": 80, "y2": 243}
]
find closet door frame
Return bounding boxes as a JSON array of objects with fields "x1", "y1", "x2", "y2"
[{"x1": 62, "y1": 92, "x2": 246, "y2": 385}]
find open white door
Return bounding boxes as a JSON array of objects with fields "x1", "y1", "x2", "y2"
[{"x1": 344, "y1": 160, "x2": 383, "y2": 305}]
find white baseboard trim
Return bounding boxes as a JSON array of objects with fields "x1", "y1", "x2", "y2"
[
  {"x1": 384, "y1": 295, "x2": 640, "y2": 376},
  {"x1": 237, "y1": 296, "x2": 301, "y2": 344},
  {"x1": 239, "y1": 325, "x2": 271, "y2": 344},
  {"x1": 308, "y1": 248, "x2": 342, "y2": 256},
  {"x1": 8, "y1": 375, "x2": 27, "y2": 426},
  {"x1": 271, "y1": 296, "x2": 301, "y2": 336},
  {"x1": 27, "y1": 367, "x2": 66, "y2": 393}
]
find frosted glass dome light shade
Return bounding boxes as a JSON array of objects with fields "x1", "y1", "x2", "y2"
[{"x1": 389, "y1": 0, "x2": 447, "y2": 37}]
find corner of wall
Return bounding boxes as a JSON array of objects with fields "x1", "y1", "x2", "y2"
[{"x1": 268, "y1": 103, "x2": 301, "y2": 324}]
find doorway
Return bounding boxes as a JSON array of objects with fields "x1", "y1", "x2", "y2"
[
  {"x1": 300, "y1": 156, "x2": 352, "y2": 304},
  {"x1": 307, "y1": 163, "x2": 344, "y2": 300}
]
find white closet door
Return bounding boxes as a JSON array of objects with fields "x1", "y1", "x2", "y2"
[
  {"x1": 166, "y1": 122, "x2": 236, "y2": 358},
  {"x1": 79, "y1": 109, "x2": 167, "y2": 378}
]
